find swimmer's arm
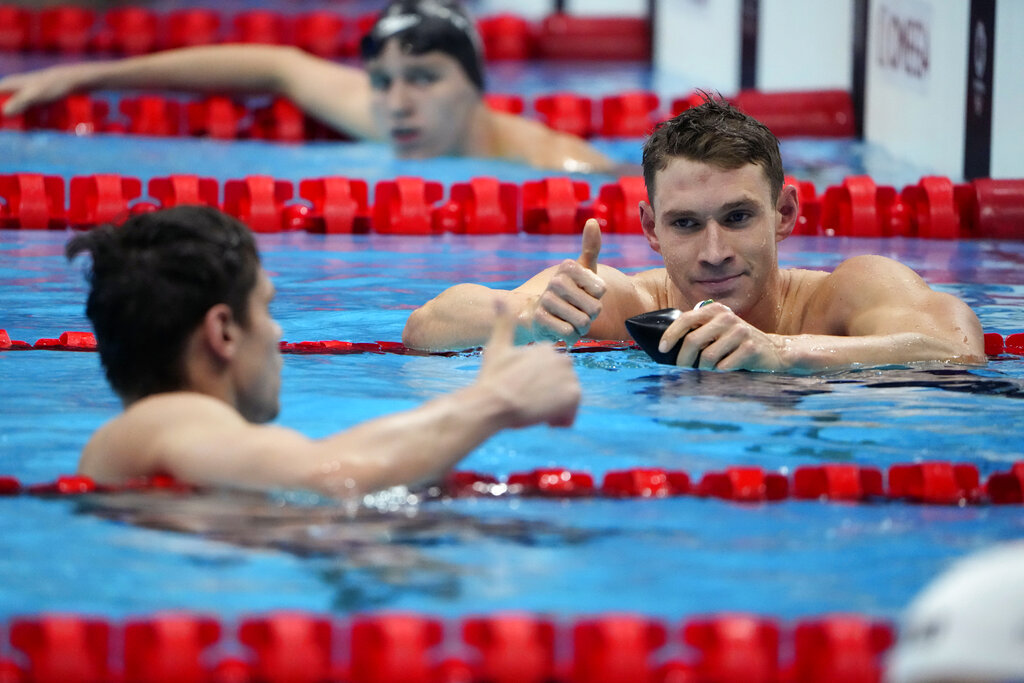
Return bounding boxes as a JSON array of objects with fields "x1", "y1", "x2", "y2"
[
  {"x1": 83, "y1": 312, "x2": 578, "y2": 497},
  {"x1": 86, "y1": 363, "x2": 576, "y2": 498},
  {"x1": 154, "y1": 387, "x2": 532, "y2": 498},
  {"x1": 0, "y1": 45, "x2": 377, "y2": 139},
  {"x1": 404, "y1": 221, "x2": 645, "y2": 350},
  {"x1": 402, "y1": 264, "x2": 641, "y2": 351},
  {"x1": 778, "y1": 255, "x2": 985, "y2": 371}
]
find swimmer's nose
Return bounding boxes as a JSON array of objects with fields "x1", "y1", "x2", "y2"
[
  {"x1": 385, "y1": 81, "x2": 415, "y2": 117},
  {"x1": 698, "y1": 222, "x2": 735, "y2": 266}
]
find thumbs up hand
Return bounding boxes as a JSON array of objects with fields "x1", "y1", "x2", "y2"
[{"x1": 522, "y1": 219, "x2": 606, "y2": 346}]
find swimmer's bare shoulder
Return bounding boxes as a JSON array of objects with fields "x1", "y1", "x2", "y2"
[
  {"x1": 798, "y1": 254, "x2": 983, "y2": 353},
  {"x1": 486, "y1": 109, "x2": 617, "y2": 173},
  {"x1": 78, "y1": 393, "x2": 246, "y2": 483}
]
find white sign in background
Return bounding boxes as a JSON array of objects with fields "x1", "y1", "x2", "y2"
[
  {"x1": 865, "y1": 0, "x2": 969, "y2": 177},
  {"x1": 991, "y1": 1, "x2": 1024, "y2": 178},
  {"x1": 873, "y1": 0, "x2": 932, "y2": 94}
]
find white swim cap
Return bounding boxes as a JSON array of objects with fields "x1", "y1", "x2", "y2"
[{"x1": 886, "y1": 541, "x2": 1024, "y2": 683}]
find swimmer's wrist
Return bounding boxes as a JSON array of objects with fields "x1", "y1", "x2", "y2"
[
  {"x1": 460, "y1": 382, "x2": 521, "y2": 430},
  {"x1": 772, "y1": 335, "x2": 823, "y2": 372},
  {"x1": 514, "y1": 295, "x2": 541, "y2": 345}
]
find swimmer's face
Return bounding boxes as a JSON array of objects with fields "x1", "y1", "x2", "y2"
[
  {"x1": 366, "y1": 40, "x2": 482, "y2": 159},
  {"x1": 639, "y1": 158, "x2": 797, "y2": 316},
  {"x1": 233, "y1": 269, "x2": 283, "y2": 423}
]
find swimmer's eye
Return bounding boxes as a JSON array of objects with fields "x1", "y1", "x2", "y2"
[
  {"x1": 368, "y1": 73, "x2": 391, "y2": 91},
  {"x1": 670, "y1": 217, "x2": 699, "y2": 231},
  {"x1": 724, "y1": 210, "x2": 753, "y2": 225},
  {"x1": 404, "y1": 68, "x2": 440, "y2": 86}
]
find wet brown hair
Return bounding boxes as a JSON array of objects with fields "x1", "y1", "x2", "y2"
[{"x1": 642, "y1": 92, "x2": 784, "y2": 206}]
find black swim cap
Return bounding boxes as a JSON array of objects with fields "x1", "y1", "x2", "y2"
[{"x1": 360, "y1": 0, "x2": 485, "y2": 92}]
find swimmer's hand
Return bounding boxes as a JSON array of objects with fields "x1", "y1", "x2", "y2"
[
  {"x1": 658, "y1": 301, "x2": 789, "y2": 371},
  {"x1": 522, "y1": 218, "x2": 606, "y2": 346},
  {"x1": 479, "y1": 302, "x2": 580, "y2": 428},
  {"x1": 0, "y1": 63, "x2": 104, "y2": 116}
]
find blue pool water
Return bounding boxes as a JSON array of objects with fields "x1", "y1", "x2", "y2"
[
  {"x1": 1, "y1": 50, "x2": 1023, "y2": 628},
  {"x1": 2, "y1": 228, "x2": 1023, "y2": 622}
]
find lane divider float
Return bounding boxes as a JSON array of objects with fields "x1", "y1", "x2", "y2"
[
  {"x1": 1, "y1": 172, "x2": 1022, "y2": 238},
  {"x1": 2, "y1": 330, "x2": 1023, "y2": 357},
  {"x1": 0, "y1": 611, "x2": 897, "y2": 683},
  {"x1": 3, "y1": 461, "x2": 1024, "y2": 506},
  {"x1": 0, "y1": 7, "x2": 652, "y2": 61}
]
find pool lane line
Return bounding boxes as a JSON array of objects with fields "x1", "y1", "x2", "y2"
[
  {"x1": 1, "y1": 331, "x2": 1022, "y2": 356},
  {"x1": 1, "y1": 173, "x2": 1021, "y2": 238},
  {"x1": 3, "y1": 462, "x2": 1023, "y2": 506},
  {"x1": 0, "y1": 611, "x2": 895, "y2": 682}
]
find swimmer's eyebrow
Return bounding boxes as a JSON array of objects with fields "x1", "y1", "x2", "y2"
[
  {"x1": 402, "y1": 64, "x2": 443, "y2": 78},
  {"x1": 661, "y1": 199, "x2": 760, "y2": 221}
]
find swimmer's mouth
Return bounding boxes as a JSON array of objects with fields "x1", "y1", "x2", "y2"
[
  {"x1": 391, "y1": 128, "x2": 421, "y2": 146},
  {"x1": 695, "y1": 274, "x2": 743, "y2": 293}
]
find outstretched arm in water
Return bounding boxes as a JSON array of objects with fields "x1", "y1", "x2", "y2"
[
  {"x1": 0, "y1": 44, "x2": 380, "y2": 139},
  {"x1": 80, "y1": 304, "x2": 581, "y2": 499},
  {"x1": 403, "y1": 219, "x2": 651, "y2": 350}
]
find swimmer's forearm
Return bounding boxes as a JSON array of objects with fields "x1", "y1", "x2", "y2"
[
  {"x1": 403, "y1": 284, "x2": 530, "y2": 351},
  {"x1": 776, "y1": 332, "x2": 986, "y2": 372},
  {"x1": 309, "y1": 383, "x2": 516, "y2": 497},
  {"x1": 75, "y1": 45, "x2": 306, "y2": 94}
]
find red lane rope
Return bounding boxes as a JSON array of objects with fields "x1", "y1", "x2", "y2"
[
  {"x1": 1, "y1": 173, "x2": 1023, "y2": 238},
  {"x1": 3, "y1": 460, "x2": 1024, "y2": 506},
  {"x1": 0, "y1": 8, "x2": 651, "y2": 61},
  {"x1": 2, "y1": 330, "x2": 1022, "y2": 356},
  {"x1": 0, "y1": 330, "x2": 638, "y2": 355},
  {"x1": 0, "y1": 611, "x2": 895, "y2": 683}
]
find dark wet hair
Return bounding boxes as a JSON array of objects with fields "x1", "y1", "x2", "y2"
[
  {"x1": 66, "y1": 206, "x2": 260, "y2": 403},
  {"x1": 360, "y1": 0, "x2": 485, "y2": 91},
  {"x1": 642, "y1": 92, "x2": 784, "y2": 205}
]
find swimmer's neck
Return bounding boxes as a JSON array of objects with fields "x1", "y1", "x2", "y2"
[{"x1": 662, "y1": 268, "x2": 791, "y2": 333}]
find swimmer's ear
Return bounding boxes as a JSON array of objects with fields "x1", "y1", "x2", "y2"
[
  {"x1": 639, "y1": 200, "x2": 661, "y2": 254},
  {"x1": 201, "y1": 303, "x2": 240, "y2": 361},
  {"x1": 776, "y1": 184, "x2": 799, "y2": 242}
]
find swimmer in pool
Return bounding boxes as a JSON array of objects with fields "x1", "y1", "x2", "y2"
[
  {"x1": 68, "y1": 205, "x2": 579, "y2": 498},
  {"x1": 403, "y1": 94, "x2": 985, "y2": 372},
  {"x1": 0, "y1": 0, "x2": 616, "y2": 173}
]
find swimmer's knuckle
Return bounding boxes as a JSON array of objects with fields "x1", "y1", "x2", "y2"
[
  {"x1": 549, "y1": 277, "x2": 572, "y2": 296},
  {"x1": 540, "y1": 291, "x2": 561, "y2": 310}
]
